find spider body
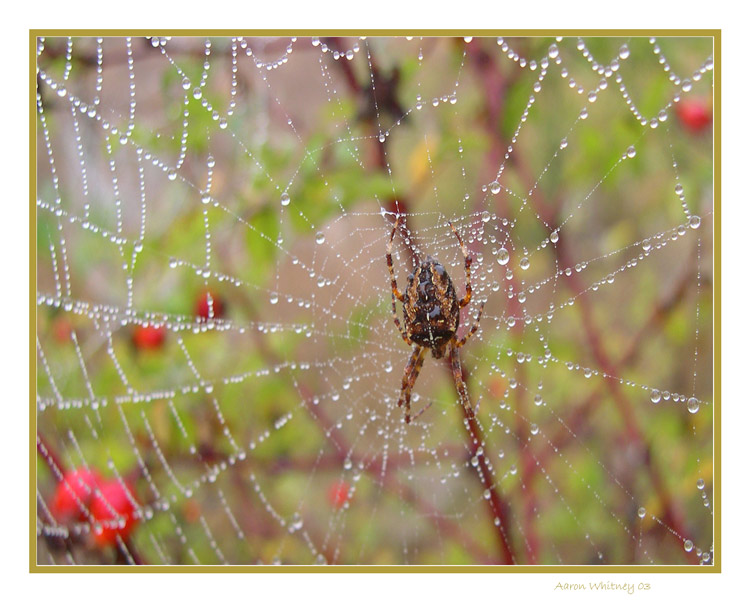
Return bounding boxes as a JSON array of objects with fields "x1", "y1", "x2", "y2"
[
  {"x1": 403, "y1": 257, "x2": 459, "y2": 358},
  {"x1": 386, "y1": 217, "x2": 485, "y2": 423}
]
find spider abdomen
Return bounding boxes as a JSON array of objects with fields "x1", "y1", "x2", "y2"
[{"x1": 403, "y1": 257, "x2": 459, "y2": 355}]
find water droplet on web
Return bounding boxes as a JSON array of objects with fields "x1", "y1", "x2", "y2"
[
  {"x1": 559, "y1": 138, "x2": 568, "y2": 150},
  {"x1": 550, "y1": 230, "x2": 559, "y2": 243},
  {"x1": 689, "y1": 215, "x2": 701, "y2": 229},
  {"x1": 684, "y1": 539, "x2": 694, "y2": 553},
  {"x1": 201, "y1": 193, "x2": 211, "y2": 205},
  {"x1": 687, "y1": 397, "x2": 700, "y2": 414},
  {"x1": 626, "y1": 146, "x2": 636, "y2": 159},
  {"x1": 519, "y1": 257, "x2": 530, "y2": 270},
  {"x1": 489, "y1": 181, "x2": 501, "y2": 195},
  {"x1": 167, "y1": 168, "x2": 177, "y2": 181},
  {"x1": 650, "y1": 389, "x2": 661, "y2": 403},
  {"x1": 182, "y1": 77, "x2": 191, "y2": 90},
  {"x1": 315, "y1": 231, "x2": 325, "y2": 245},
  {"x1": 497, "y1": 248, "x2": 510, "y2": 266},
  {"x1": 619, "y1": 44, "x2": 630, "y2": 60},
  {"x1": 193, "y1": 87, "x2": 202, "y2": 100},
  {"x1": 638, "y1": 507, "x2": 646, "y2": 519},
  {"x1": 534, "y1": 394, "x2": 543, "y2": 406},
  {"x1": 697, "y1": 478, "x2": 705, "y2": 490},
  {"x1": 384, "y1": 361, "x2": 392, "y2": 373},
  {"x1": 280, "y1": 192, "x2": 290, "y2": 206},
  {"x1": 290, "y1": 513, "x2": 304, "y2": 531},
  {"x1": 530, "y1": 424, "x2": 539, "y2": 435},
  {"x1": 548, "y1": 44, "x2": 559, "y2": 59},
  {"x1": 481, "y1": 211, "x2": 491, "y2": 223},
  {"x1": 269, "y1": 293, "x2": 279, "y2": 305}
]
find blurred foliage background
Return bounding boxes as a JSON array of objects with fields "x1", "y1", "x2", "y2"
[{"x1": 36, "y1": 35, "x2": 713, "y2": 566}]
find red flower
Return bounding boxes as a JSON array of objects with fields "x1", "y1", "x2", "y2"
[
  {"x1": 195, "y1": 290, "x2": 225, "y2": 321},
  {"x1": 676, "y1": 99, "x2": 712, "y2": 133},
  {"x1": 132, "y1": 324, "x2": 166, "y2": 350},
  {"x1": 51, "y1": 468, "x2": 101, "y2": 522},
  {"x1": 89, "y1": 479, "x2": 140, "y2": 547},
  {"x1": 327, "y1": 480, "x2": 350, "y2": 509}
]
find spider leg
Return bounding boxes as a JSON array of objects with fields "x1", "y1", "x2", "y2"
[
  {"x1": 387, "y1": 217, "x2": 411, "y2": 345},
  {"x1": 398, "y1": 346, "x2": 422, "y2": 408},
  {"x1": 450, "y1": 341, "x2": 476, "y2": 419},
  {"x1": 448, "y1": 221, "x2": 473, "y2": 309},
  {"x1": 400, "y1": 346, "x2": 427, "y2": 424},
  {"x1": 455, "y1": 300, "x2": 486, "y2": 348}
]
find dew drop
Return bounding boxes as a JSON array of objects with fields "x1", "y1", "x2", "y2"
[
  {"x1": 201, "y1": 193, "x2": 211, "y2": 205},
  {"x1": 497, "y1": 248, "x2": 510, "y2": 266},
  {"x1": 269, "y1": 293, "x2": 279, "y2": 305},
  {"x1": 489, "y1": 181, "x2": 501, "y2": 195},
  {"x1": 519, "y1": 257, "x2": 530, "y2": 271},
  {"x1": 650, "y1": 389, "x2": 661, "y2": 404},
  {"x1": 315, "y1": 231, "x2": 325, "y2": 245},
  {"x1": 550, "y1": 230, "x2": 559, "y2": 244},
  {"x1": 619, "y1": 45, "x2": 630, "y2": 60},
  {"x1": 684, "y1": 539, "x2": 694, "y2": 553},
  {"x1": 559, "y1": 138, "x2": 568, "y2": 150},
  {"x1": 280, "y1": 192, "x2": 290, "y2": 206},
  {"x1": 626, "y1": 146, "x2": 637, "y2": 159},
  {"x1": 638, "y1": 507, "x2": 646, "y2": 519},
  {"x1": 687, "y1": 397, "x2": 700, "y2": 414},
  {"x1": 689, "y1": 215, "x2": 701, "y2": 229}
]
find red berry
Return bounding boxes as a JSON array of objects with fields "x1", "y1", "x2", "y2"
[
  {"x1": 195, "y1": 290, "x2": 225, "y2": 321},
  {"x1": 89, "y1": 479, "x2": 139, "y2": 547},
  {"x1": 51, "y1": 468, "x2": 101, "y2": 522},
  {"x1": 132, "y1": 324, "x2": 166, "y2": 350},
  {"x1": 327, "y1": 480, "x2": 350, "y2": 509},
  {"x1": 676, "y1": 99, "x2": 712, "y2": 133},
  {"x1": 52, "y1": 316, "x2": 72, "y2": 344}
]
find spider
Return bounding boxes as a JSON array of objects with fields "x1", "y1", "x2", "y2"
[{"x1": 386, "y1": 216, "x2": 485, "y2": 424}]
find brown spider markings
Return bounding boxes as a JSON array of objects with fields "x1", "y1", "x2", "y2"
[{"x1": 386, "y1": 216, "x2": 485, "y2": 424}]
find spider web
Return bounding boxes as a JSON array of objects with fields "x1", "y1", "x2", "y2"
[{"x1": 35, "y1": 34, "x2": 714, "y2": 566}]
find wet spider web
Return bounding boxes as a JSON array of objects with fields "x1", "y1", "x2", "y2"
[{"x1": 35, "y1": 34, "x2": 714, "y2": 566}]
